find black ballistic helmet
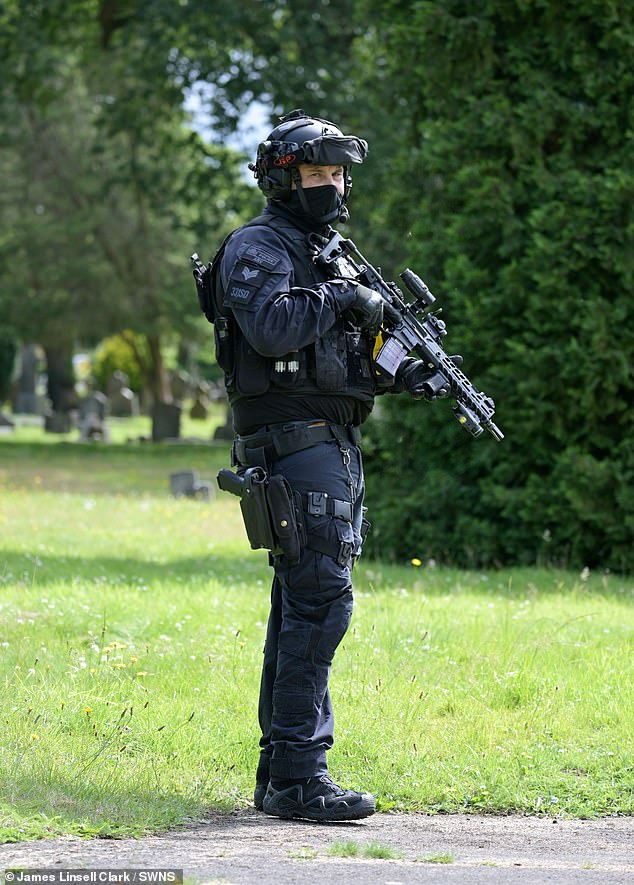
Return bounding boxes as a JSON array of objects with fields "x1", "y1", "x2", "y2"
[{"x1": 249, "y1": 109, "x2": 368, "y2": 220}]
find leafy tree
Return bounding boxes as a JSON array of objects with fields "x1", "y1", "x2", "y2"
[
  {"x1": 359, "y1": 0, "x2": 633, "y2": 571},
  {"x1": 93, "y1": 332, "x2": 147, "y2": 394},
  {"x1": 0, "y1": 0, "x2": 259, "y2": 412}
]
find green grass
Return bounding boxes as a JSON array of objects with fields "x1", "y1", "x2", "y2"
[
  {"x1": 1, "y1": 428, "x2": 633, "y2": 842},
  {"x1": 417, "y1": 852, "x2": 455, "y2": 864},
  {"x1": 328, "y1": 840, "x2": 403, "y2": 859},
  {"x1": 328, "y1": 840, "x2": 361, "y2": 857}
]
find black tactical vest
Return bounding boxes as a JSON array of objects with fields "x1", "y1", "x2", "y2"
[{"x1": 209, "y1": 212, "x2": 377, "y2": 407}]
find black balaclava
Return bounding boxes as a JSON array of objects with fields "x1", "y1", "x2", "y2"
[
  {"x1": 284, "y1": 165, "x2": 348, "y2": 227},
  {"x1": 287, "y1": 183, "x2": 346, "y2": 226}
]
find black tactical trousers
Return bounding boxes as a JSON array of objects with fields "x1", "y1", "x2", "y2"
[{"x1": 257, "y1": 438, "x2": 365, "y2": 781}]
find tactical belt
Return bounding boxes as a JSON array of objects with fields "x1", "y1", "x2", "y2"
[{"x1": 232, "y1": 421, "x2": 361, "y2": 468}]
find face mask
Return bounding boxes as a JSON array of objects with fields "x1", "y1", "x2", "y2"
[{"x1": 287, "y1": 184, "x2": 344, "y2": 225}]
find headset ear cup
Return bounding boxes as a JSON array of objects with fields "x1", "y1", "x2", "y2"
[{"x1": 259, "y1": 168, "x2": 292, "y2": 201}]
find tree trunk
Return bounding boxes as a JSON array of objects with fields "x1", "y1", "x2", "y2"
[
  {"x1": 44, "y1": 345, "x2": 78, "y2": 412},
  {"x1": 0, "y1": 334, "x2": 17, "y2": 403},
  {"x1": 146, "y1": 333, "x2": 172, "y2": 405},
  {"x1": 145, "y1": 333, "x2": 180, "y2": 441}
]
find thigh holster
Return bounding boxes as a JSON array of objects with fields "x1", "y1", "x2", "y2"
[{"x1": 218, "y1": 467, "x2": 305, "y2": 563}]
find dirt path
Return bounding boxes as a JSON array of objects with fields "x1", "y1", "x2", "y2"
[{"x1": 2, "y1": 811, "x2": 633, "y2": 885}]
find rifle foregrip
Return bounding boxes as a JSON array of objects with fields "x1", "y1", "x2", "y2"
[{"x1": 382, "y1": 301, "x2": 402, "y2": 325}]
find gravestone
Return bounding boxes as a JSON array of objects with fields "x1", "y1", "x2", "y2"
[
  {"x1": 13, "y1": 343, "x2": 43, "y2": 414},
  {"x1": 152, "y1": 401, "x2": 181, "y2": 441},
  {"x1": 213, "y1": 401, "x2": 234, "y2": 440},
  {"x1": 170, "y1": 370, "x2": 192, "y2": 404},
  {"x1": 189, "y1": 396, "x2": 209, "y2": 420},
  {"x1": 169, "y1": 470, "x2": 213, "y2": 499},
  {"x1": 107, "y1": 371, "x2": 139, "y2": 417},
  {"x1": 109, "y1": 386, "x2": 139, "y2": 417},
  {"x1": 78, "y1": 391, "x2": 110, "y2": 441},
  {"x1": 44, "y1": 411, "x2": 72, "y2": 433}
]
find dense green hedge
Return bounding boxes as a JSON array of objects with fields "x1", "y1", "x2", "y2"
[{"x1": 362, "y1": 1, "x2": 633, "y2": 572}]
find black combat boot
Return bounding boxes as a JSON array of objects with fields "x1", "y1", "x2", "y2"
[
  {"x1": 263, "y1": 774, "x2": 375, "y2": 821},
  {"x1": 253, "y1": 755, "x2": 270, "y2": 811}
]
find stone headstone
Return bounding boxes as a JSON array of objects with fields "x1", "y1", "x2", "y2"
[
  {"x1": 13, "y1": 392, "x2": 44, "y2": 415},
  {"x1": 107, "y1": 371, "x2": 139, "y2": 417},
  {"x1": 169, "y1": 470, "x2": 212, "y2": 499},
  {"x1": 78, "y1": 392, "x2": 110, "y2": 441},
  {"x1": 13, "y1": 344, "x2": 41, "y2": 414},
  {"x1": 152, "y1": 401, "x2": 181, "y2": 441},
  {"x1": 213, "y1": 402, "x2": 234, "y2": 440},
  {"x1": 170, "y1": 370, "x2": 192, "y2": 403},
  {"x1": 79, "y1": 391, "x2": 108, "y2": 421},
  {"x1": 189, "y1": 397, "x2": 209, "y2": 420},
  {"x1": 106, "y1": 369, "x2": 129, "y2": 396},
  {"x1": 110, "y1": 387, "x2": 139, "y2": 417},
  {"x1": 44, "y1": 411, "x2": 72, "y2": 433}
]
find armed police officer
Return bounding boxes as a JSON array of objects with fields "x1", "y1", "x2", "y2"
[{"x1": 196, "y1": 109, "x2": 435, "y2": 822}]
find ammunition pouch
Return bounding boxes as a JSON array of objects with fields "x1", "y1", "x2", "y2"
[{"x1": 217, "y1": 466, "x2": 305, "y2": 564}]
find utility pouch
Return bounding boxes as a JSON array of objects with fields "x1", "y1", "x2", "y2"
[
  {"x1": 314, "y1": 328, "x2": 347, "y2": 390},
  {"x1": 213, "y1": 316, "x2": 234, "y2": 373},
  {"x1": 235, "y1": 338, "x2": 271, "y2": 395},
  {"x1": 360, "y1": 516, "x2": 372, "y2": 547},
  {"x1": 353, "y1": 508, "x2": 372, "y2": 569},
  {"x1": 267, "y1": 475, "x2": 305, "y2": 564},
  {"x1": 217, "y1": 467, "x2": 305, "y2": 563}
]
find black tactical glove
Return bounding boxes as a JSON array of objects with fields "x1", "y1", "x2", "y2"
[
  {"x1": 347, "y1": 283, "x2": 384, "y2": 333},
  {"x1": 397, "y1": 355, "x2": 463, "y2": 400}
]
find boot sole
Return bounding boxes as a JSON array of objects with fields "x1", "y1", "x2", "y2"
[{"x1": 263, "y1": 799, "x2": 376, "y2": 822}]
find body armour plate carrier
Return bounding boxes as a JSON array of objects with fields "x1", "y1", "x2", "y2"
[{"x1": 205, "y1": 213, "x2": 377, "y2": 406}]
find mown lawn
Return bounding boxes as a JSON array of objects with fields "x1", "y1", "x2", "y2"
[{"x1": 1, "y1": 419, "x2": 632, "y2": 841}]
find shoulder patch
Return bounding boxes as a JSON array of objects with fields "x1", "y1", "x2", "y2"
[
  {"x1": 244, "y1": 243, "x2": 282, "y2": 269},
  {"x1": 230, "y1": 260, "x2": 266, "y2": 287},
  {"x1": 227, "y1": 282, "x2": 257, "y2": 307}
]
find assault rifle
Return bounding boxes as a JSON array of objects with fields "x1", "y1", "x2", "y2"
[{"x1": 311, "y1": 231, "x2": 504, "y2": 442}]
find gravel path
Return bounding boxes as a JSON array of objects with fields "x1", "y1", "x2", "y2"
[{"x1": 2, "y1": 811, "x2": 633, "y2": 885}]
